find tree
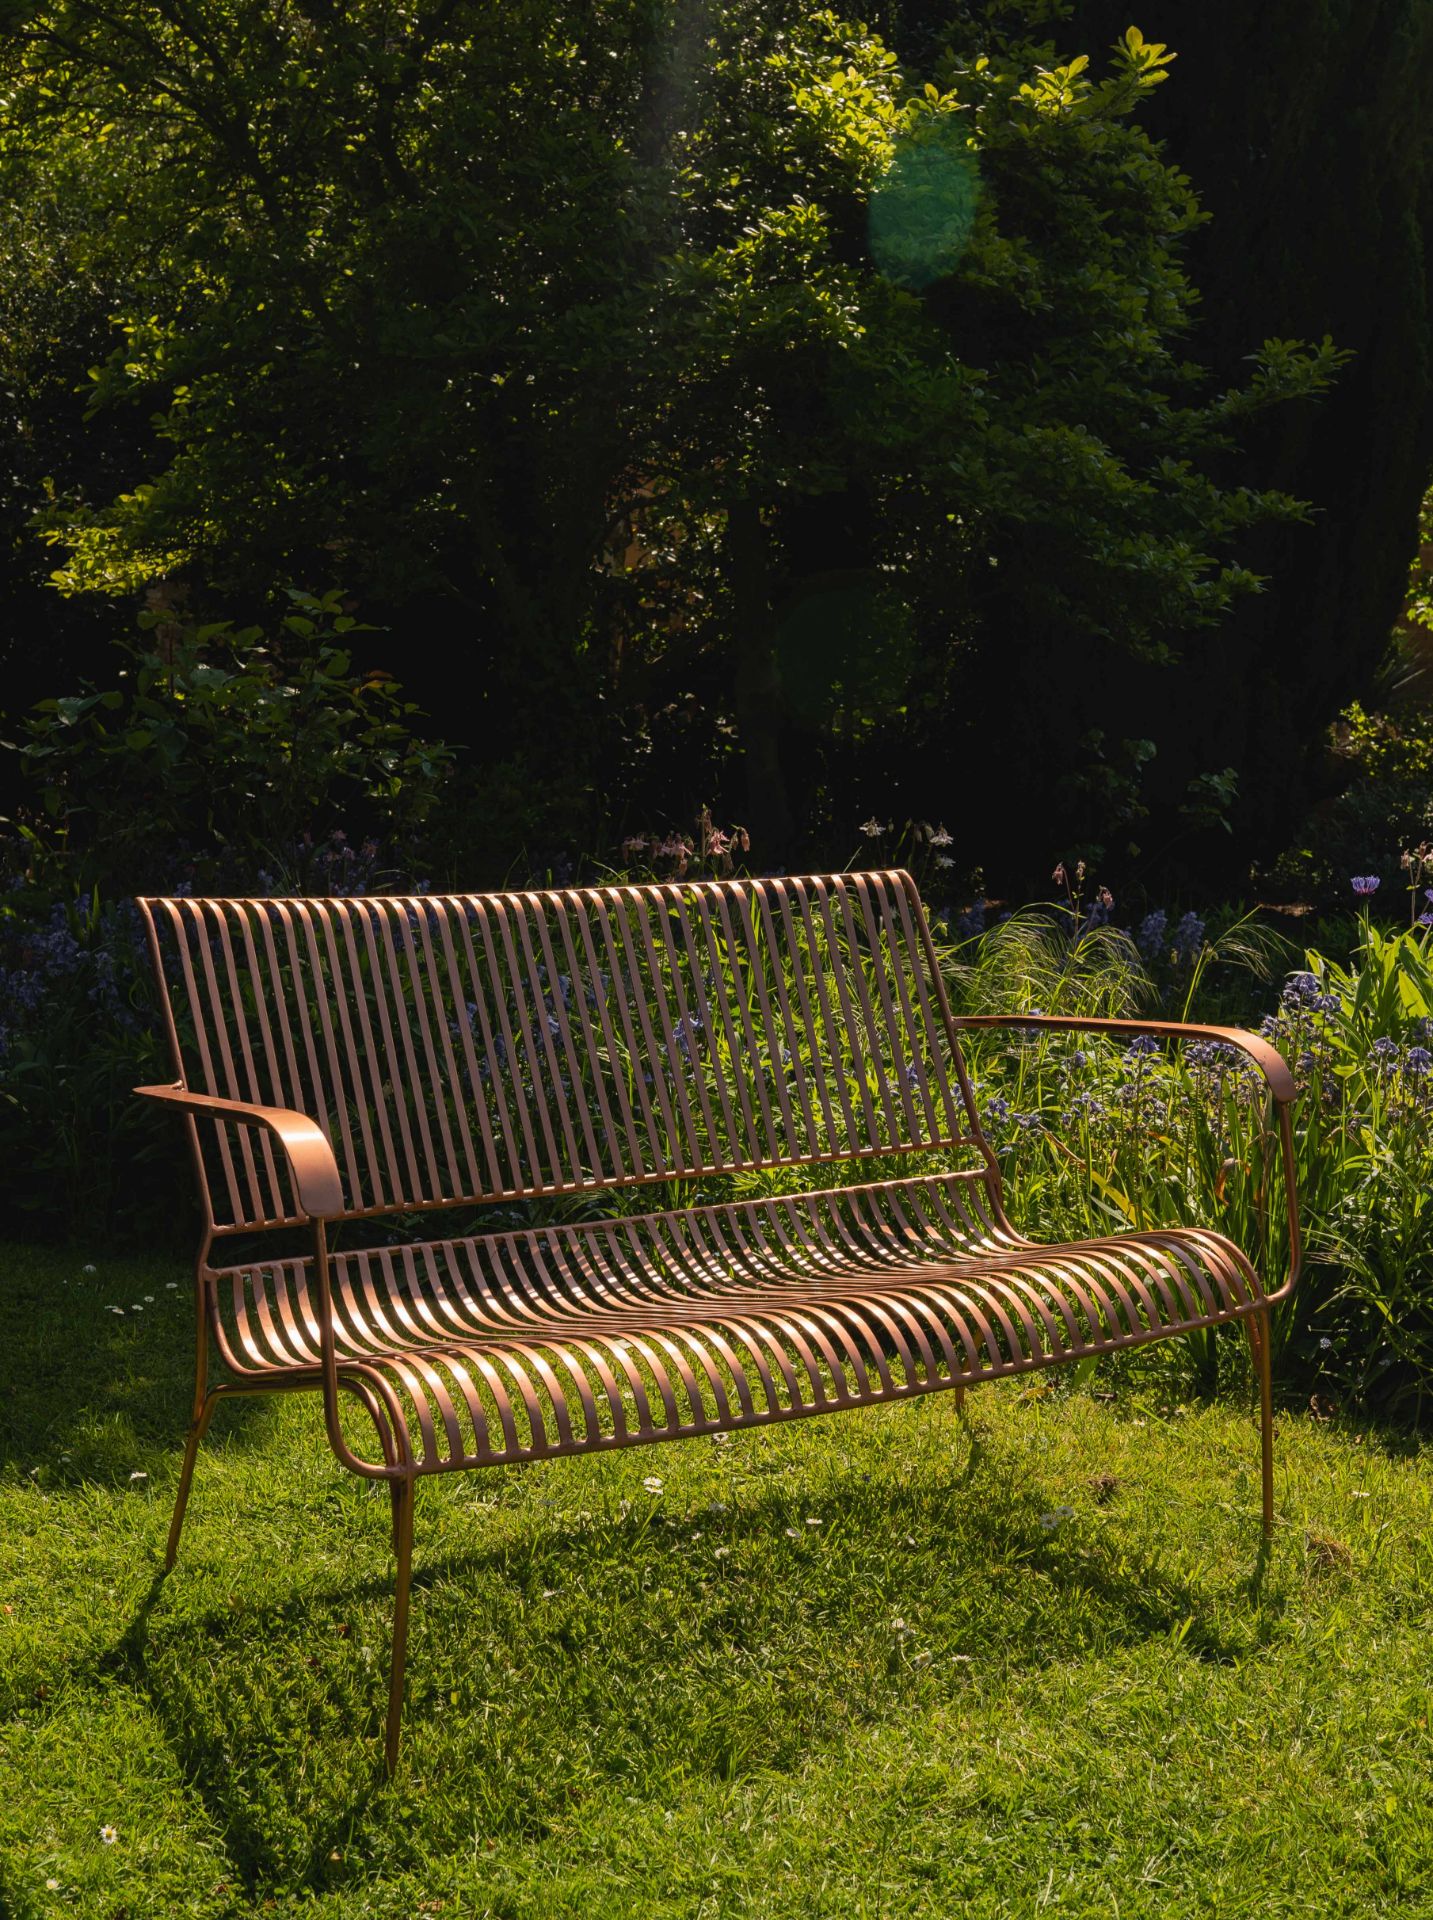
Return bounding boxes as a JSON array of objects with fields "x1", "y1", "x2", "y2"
[
  {"x1": 0, "y1": 1, "x2": 1347, "y2": 881},
  {"x1": 1056, "y1": 0, "x2": 1433, "y2": 866}
]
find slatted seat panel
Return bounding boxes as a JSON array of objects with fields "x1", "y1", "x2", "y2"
[
  {"x1": 206, "y1": 1172, "x2": 1262, "y2": 1472},
  {"x1": 139, "y1": 872, "x2": 982, "y2": 1232}
]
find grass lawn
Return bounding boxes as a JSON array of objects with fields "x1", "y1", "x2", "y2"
[{"x1": 2, "y1": 1243, "x2": 1432, "y2": 1919}]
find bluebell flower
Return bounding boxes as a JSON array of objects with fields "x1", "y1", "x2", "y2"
[
  {"x1": 1282, "y1": 972, "x2": 1320, "y2": 1008},
  {"x1": 1188, "y1": 1040, "x2": 1237, "y2": 1069},
  {"x1": 956, "y1": 900, "x2": 986, "y2": 940},
  {"x1": 1174, "y1": 911, "x2": 1205, "y2": 954},
  {"x1": 1125, "y1": 1035, "x2": 1160, "y2": 1058},
  {"x1": 1136, "y1": 910, "x2": 1168, "y2": 959},
  {"x1": 1066, "y1": 1092, "x2": 1105, "y2": 1121},
  {"x1": 1406, "y1": 1047, "x2": 1431, "y2": 1076}
]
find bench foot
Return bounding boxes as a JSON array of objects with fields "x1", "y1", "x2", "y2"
[{"x1": 385, "y1": 1477, "x2": 416, "y2": 1777}]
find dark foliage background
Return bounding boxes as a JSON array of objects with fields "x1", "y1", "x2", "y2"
[{"x1": 1, "y1": 0, "x2": 1428, "y2": 896}]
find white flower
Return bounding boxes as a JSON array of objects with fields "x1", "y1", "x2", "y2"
[
  {"x1": 165, "y1": 1282, "x2": 179, "y2": 1290},
  {"x1": 130, "y1": 1304, "x2": 143, "y2": 1313},
  {"x1": 128, "y1": 1471, "x2": 148, "y2": 1485},
  {"x1": 929, "y1": 825, "x2": 953, "y2": 848},
  {"x1": 1039, "y1": 1513, "x2": 1060, "y2": 1531},
  {"x1": 805, "y1": 1516, "x2": 821, "y2": 1527},
  {"x1": 784, "y1": 1526, "x2": 800, "y2": 1538},
  {"x1": 100, "y1": 1825, "x2": 118, "y2": 1844},
  {"x1": 1350, "y1": 1490, "x2": 1370, "y2": 1500},
  {"x1": 859, "y1": 817, "x2": 888, "y2": 839},
  {"x1": 911, "y1": 1650, "x2": 931, "y2": 1667},
  {"x1": 110, "y1": 1307, "x2": 124, "y2": 1316},
  {"x1": 713, "y1": 1546, "x2": 731, "y2": 1559},
  {"x1": 143, "y1": 1295, "x2": 154, "y2": 1303},
  {"x1": 642, "y1": 1476, "x2": 663, "y2": 1494},
  {"x1": 47, "y1": 1878, "x2": 60, "y2": 1890},
  {"x1": 890, "y1": 1616, "x2": 907, "y2": 1631},
  {"x1": 82, "y1": 1264, "x2": 97, "y2": 1275},
  {"x1": 1319, "y1": 1336, "x2": 1332, "y2": 1351}
]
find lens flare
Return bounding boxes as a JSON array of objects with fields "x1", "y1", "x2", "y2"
[{"x1": 868, "y1": 133, "x2": 981, "y2": 289}]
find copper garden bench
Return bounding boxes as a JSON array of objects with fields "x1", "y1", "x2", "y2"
[{"x1": 136, "y1": 870, "x2": 1300, "y2": 1770}]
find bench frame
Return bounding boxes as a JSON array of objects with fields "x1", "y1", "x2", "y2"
[{"x1": 135, "y1": 875, "x2": 1301, "y2": 1772}]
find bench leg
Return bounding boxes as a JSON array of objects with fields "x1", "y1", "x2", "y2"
[
  {"x1": 1247, "y1": 1308, "x2": 1274, "y2": 1538},
  {"x1": 385, "y1": 1476, "x2": 417, "y2": 1776},
  {"x1": 165, "y1": 1395, "x2": 218, "y2": 1570}
]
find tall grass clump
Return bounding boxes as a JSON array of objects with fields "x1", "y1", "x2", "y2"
[{"x1": 944, "y1": 888, "x2": 1433, "y2": 1414}]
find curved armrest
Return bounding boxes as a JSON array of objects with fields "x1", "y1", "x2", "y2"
[
  {"x1": 134, "y1": 1084, "x2": 345, "y2": 1218},
  {"x1": 950, "y1": 1014, "x2": 1301, "y2": 1302},
  {"x1": 951, "y1": 1014, "x2": 1296, "y2": 1105}
]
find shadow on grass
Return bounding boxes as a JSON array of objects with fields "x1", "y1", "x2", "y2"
[{"x1": 117, "y1": 1429, "x2": 1290, "y2": 1905}]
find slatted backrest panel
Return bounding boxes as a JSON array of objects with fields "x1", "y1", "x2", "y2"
[{"x1": 139, "y1": 870, "x2": 983, "y2": 1230}]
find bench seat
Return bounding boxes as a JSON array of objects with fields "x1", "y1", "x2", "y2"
[{"x1": 209, "y1": 1172, "x2": 1264, "y2": 1473}]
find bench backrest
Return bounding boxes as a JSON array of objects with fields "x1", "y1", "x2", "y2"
[{"x1": 138, "y1": 870, "x2": 985, "y2": 1232}]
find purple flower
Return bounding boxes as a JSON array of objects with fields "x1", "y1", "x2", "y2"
[
  {"x1": 1351, "y1": 875, "x2": 1381, "y2": 897},
  {"x1": 1406, "y1": 1047, "x2": 1431, "y2": 1076},
  {"x1": 1189, "y1": 1039, "x2": 1238, "y2": 1069},
  {"x1": 1281, "y1": 971, "x2": 1320, "y2": 1008},
  {"x1": 1125, "y1": 1035, "x2": 1160, "y2": 1058},
  {"x1": 1136, "y1": 910, "x2": 1168, "y2": 959},
  {"x1": 956, "y1": 899, "x2": 987, "y2": 939},
  {"x1": 1174, "y1": 911, "x2": 1206, "y2": 954}
]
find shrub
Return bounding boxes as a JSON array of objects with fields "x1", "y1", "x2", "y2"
[
  {"x1": 15, "y1": 587, "x2": 452, "y2": 896},
  {"x1": 0, "y1": 589, "x2": 451, "y2": 1243},
  {"x1": 950, "y1": 898, "x2": 1433, "y2": 1413}
]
